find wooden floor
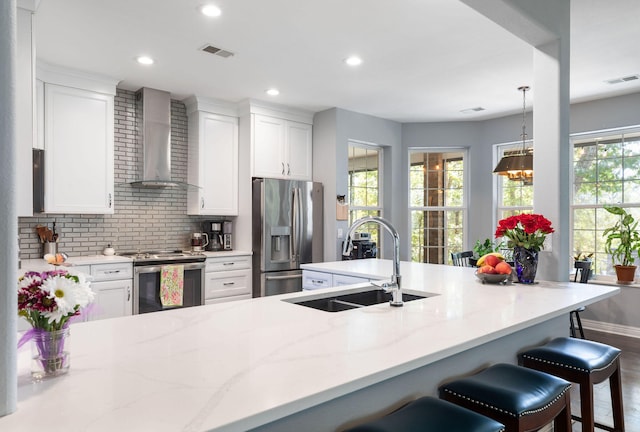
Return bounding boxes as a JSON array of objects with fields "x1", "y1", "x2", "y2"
[{"x1": 569, "y1": 330, "x2": 640, "y2": 431}]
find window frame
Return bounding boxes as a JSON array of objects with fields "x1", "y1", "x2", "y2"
[
  {"x1": 407, "y1": 147, "x2": 469, "y2": 264},
  {"x1": 570, "y1": 125, "x2": 640, "y2": 281},
  {"x1": 347, "y1": 140, "x2": 383, "y2": 249}
]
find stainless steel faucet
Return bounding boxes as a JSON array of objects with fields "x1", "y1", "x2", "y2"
[{"x1": 342, "y1": 216, "x2": 403, "y2": 307}]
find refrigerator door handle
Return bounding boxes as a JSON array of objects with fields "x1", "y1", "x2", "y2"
[
  {"x1": 265, "y1": 273, "x2": 302, "y2": 281},
  {"x1": 291, "y1": 187, "x2": 299, "y2": 264}
]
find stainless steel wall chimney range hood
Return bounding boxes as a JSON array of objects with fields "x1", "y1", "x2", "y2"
[{"x1": 129, "y1": 87, "x2": 195, "y2": 188}]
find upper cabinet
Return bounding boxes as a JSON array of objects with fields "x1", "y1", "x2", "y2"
[
  {"x1": 37, "y1": 62, "x2": 118, "y2": 214},
  {"x1": 185, "y1": 96, "x2": 239, "y2": 216},
  {"x1": 240, "y1": 100, "x2": 314, "y2": 181},
  {"x1": 253, "y1": 115, "x2": 312, "y2": 180},
  {"x1": 16, "y1": 4, "x2": 36, "y2": 217}
]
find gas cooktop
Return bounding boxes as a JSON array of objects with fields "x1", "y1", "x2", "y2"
[{"x1": 118, "y1": 250, "x2": 206, "y2": 264}]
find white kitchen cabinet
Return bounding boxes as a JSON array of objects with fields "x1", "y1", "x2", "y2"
[
  {"x1": 302, "y1": 270, "x2": 332, "y2": 290},
  {"x1": 252, "y1": 114, "x2": 312, "y2": 180},
  {"x1": 332, "y1": 274, "x2": 369, "y2": 287},
  {"x1": 302, "y1": 269, "x2": 370, "y2": 290},
  {"x1": 37, "y1": 63, "x2": 118, "y2": 214},
  {"x1": 88, "y1": 279, "x2": 132, "y2": 321},
  {"x1": 187, "y1": 111, "x2": 239, "y2": 215},
  {"x1": 204, "y1": 254, "x2": 252, "y2": 303},
  {"x1": 85, "y1": 262, "x2": 133, "y2": 321}
]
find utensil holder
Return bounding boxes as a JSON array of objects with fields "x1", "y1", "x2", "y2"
[{"x1": 43, "y1": 242, "x2": 58, "y2": 257}]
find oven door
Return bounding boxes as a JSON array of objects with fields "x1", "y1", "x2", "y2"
[{"x1": 133, "y1": 262, "x2": 205, "y2": 314}]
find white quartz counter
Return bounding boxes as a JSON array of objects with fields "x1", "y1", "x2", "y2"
[{"x1": 3, "y1": 260, "x2": 619, "y2": 431}]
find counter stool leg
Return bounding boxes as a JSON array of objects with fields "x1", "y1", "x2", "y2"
[
  {"x1": 578, "y1": 377, "x2": 595, "y2": 432},
  {"x1": 554, "y1": 391, "x2": 572, "y2": 432},
  {"x1": 611, "y1": 358, "x2": 625, "y2": 432}
]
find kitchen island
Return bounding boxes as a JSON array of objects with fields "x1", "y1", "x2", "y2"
[{"x1": 3, "y1": 260, "x2": 619, "y2": 431}]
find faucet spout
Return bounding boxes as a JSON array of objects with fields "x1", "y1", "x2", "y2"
[{"x1": 343, "y1": 216, "x2": 402, "y2": 306}]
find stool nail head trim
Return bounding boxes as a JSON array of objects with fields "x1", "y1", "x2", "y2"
[
  {"x1": 522, "y1": 353, "x2": 620, "y2": 374},
  {"x1": 442, "y1": 385, "x2": 571, "y2": 418}
]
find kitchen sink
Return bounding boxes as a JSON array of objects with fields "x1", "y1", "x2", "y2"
[{"x1": 285, "y1": 286, "x2": 437, "y2": 312}]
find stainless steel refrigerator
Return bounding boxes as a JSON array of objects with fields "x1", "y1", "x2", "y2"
[{"x1": 252, "y1": 178, "x2": 323, "y2": 296}]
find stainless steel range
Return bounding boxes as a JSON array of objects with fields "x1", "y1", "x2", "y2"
[{"x1": 119, "y1": 250, "x2": 206, "y2": 314}]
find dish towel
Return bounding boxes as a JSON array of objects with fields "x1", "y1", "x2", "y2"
[{"x1": 160, "y1": 264, "x2": 184, "y2": 307}]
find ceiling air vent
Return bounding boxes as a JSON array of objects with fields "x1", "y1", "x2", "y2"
[
  {"x1": 605, "y1": 74, "x2": 640, "y2": 85},
  {"x1": 201, "y1": 44, "x2": 235, "y2": 58}
]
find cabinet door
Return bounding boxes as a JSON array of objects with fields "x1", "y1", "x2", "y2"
[
  {"x1": 86, "y1": 279, "x2": 132, "y2": 321},
  {"x1": 44, "y1": 84, "x2": 114, "y2": 214},
  {"x1": 286, "y1": 121, "x2": 312, "y2": 180},
  {"x1": 332, "y1": 274, "x2": 369, "y2": 287},
  {"x1": 188, "y1": 112, "x2": 238, "y2": 215},
  {"x1": 205, "y1": 269, "x2": 251, "y2": 300},
  {"x1": 253, "y1": 114, "x2": 286, "y2": 178},
  {"x1": 302, "y1": 270, "x2": 332, "y2": 290}
]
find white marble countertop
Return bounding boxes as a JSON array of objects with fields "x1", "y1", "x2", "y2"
[{"x1": 3, "y1": 260, "x2": 619, "y2": 431}]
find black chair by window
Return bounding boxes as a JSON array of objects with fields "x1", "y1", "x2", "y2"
[
  {"x1": 570, "y1": 260, "x2": 592, "y2": 339},
  {"x1": 451, "y1": 251, "x2": 474, "y2": 267}
]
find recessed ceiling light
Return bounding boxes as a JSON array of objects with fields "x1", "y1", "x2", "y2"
[
  {"x1": 136, "y1": 56, "x2": 154, "y2": 65},
  {"x1": 265, "y1": 88, "x2": 280, "y2": 96},
  {"x1": 201, "y1": 4, "x2": 222, "y2": 17},
  {"x1": 344, "y1": 56, "x2": 362, "y2": 66}
]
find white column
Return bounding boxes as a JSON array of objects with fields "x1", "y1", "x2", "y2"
[
  {"x1": 0, "y1": 0, "x2": 18, "y2": 418},
  {"x1": 533, "y1": 38, "x2": 571, "y2": 281}
]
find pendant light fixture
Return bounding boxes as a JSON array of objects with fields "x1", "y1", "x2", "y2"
[{"x1": 493, "y1": 86, "x2": 534, "y2": 184}]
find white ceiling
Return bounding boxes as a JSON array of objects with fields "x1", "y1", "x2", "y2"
[{"x1": 32, "y1": 0, "x2": 640, "y2": 123}]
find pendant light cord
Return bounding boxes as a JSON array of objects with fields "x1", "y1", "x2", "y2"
[{"x1": 519, "y1": 85, "x2": 530, "y2": 154}]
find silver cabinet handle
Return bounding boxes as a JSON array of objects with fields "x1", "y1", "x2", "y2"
[
  {"x1": 223, "y1": 282, "x2": 235, "y2": 286},
  {"x1": 201, "y1": 198, "x2": 205, "y2": 209},
  {"x1": 223, "y1": 262, "x2": 234, "y2": 266},
  {"x1": 104, "y1": 270, "x2": 121, "y2": 274},
  {"x1": 281, "y1": 162, "x2": 285, "y2": 175},
  {"x1": 127, "y1": 286, "x2": 131, "y2": 301},
  {"x1": 108, "y1": 193, "x2": 112, "y2": 208},
  {"x1": 312, "y1": 279, "x2": 327, "y2": 285},
  {"x1": 287, "y1": 163, "x2": 290, "y2": 175}
]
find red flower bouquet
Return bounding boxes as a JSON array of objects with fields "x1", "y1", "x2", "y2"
[{"x1": 495, "y1": 213, "x2": 554, "y2": 252}]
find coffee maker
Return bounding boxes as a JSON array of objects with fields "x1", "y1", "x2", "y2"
[
  {"x1": 222, "y1": 220, "x2": 233, "y2": 250},
  {"x1": 205, "y1": 222, "x2": 224, "y2": 251}
]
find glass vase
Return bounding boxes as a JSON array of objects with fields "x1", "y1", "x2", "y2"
[
  {"x1": 31, "y1": 327, "x2": 70, "y2": 380},
  {"x1": 513, "y1": 246, "x2": 538, "y2": 284}
]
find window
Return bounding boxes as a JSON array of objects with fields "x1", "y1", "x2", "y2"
[
  {"x1": 571, "y1": 129, "x2": 640, "y2": 277},
  {"x1": 409, "y1": 149, "x2": 466, "y2": 264},
  {"x1": 495, "y1": 141, "x2": 534, "y2": 221},
  {"x1": 348, "y1": 142, "x2": 382, "y2": 246}
]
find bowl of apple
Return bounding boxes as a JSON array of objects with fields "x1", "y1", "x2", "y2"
[{"x1": 474, "y1": 253, "x2": 513, "y2": 284}]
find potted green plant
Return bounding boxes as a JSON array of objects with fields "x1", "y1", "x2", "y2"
[
  {"x1": 603, "y1": 205, "x2": 640, "y2": 283},
  {"x1": 470, "y1": 238, "x2": 505, "y2": 266}
]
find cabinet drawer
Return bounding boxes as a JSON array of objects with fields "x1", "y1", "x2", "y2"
[
  {"x1": 302, "y1": 270, "x2": 332, "y2": 290},
  {"x1": 206, "y1": 255, "x2": 251, "y2": 272},
  {"x1": 205, "y1": 269, "x2": 251, "y2": 300},
  {"x1": 91, "y1": 262, "x2": 133, "y2": 281},
  {"x1": 332, "y1": 274, "x2": 369, "y2": 287}
]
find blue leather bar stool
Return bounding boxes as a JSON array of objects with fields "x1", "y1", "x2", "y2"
[
  {"x1": 344, "y1": 396, "x2": 505, "y2": 432},
  {"x1": 520, "y1": 337, "x2": 624, "y2": 432},
  {"x1": 439, "y1": 363, "x2": 572, "y2": 432}
]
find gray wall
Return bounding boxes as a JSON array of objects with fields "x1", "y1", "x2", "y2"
[
  {"x1": 18, "y1": 89, "x2": 210, "y2": 259},
  {"x1": 313, "y1": 108, "x2": 402, "y2": 261},
  {"x1": 402, "y1": 121, "x2": 492, "y2": 249}
]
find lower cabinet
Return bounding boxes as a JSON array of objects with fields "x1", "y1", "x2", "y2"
[
  {"x1": 205, "y1": 255, "x2": 252, "y2": 304},
  {"x1": 302, "y1": 270, "x2": 370, "y2": 290},
  {"x1": 86, "y1": 262, "x2": 133, "y2": 321},
  {"x1": 88, "y1": 279, "x2": 132, "y2": 321}
]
